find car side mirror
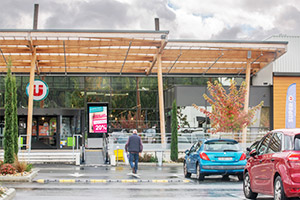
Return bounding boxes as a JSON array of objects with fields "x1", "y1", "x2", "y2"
[
  {"x1": 246, "y1": 147, "x2": 251, "y2": 152},
  {"x1": 185, "y1": 149, "x2": 190, "y2": 155},
  {"x1": 249, "y1": 149, "x2": 257, "y2": 157}
]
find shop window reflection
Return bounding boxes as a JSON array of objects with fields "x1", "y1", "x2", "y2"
[
  {"x1": 38, "y1": 117, "x2": 57, "y2": 147},
  {"x1": 60, "y1": 117, "x2": 75, "y2": 148}
]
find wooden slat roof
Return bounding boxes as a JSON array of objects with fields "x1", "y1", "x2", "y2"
[{"x1": 0, "y1": 29, "x2": 288, "y2": 76}]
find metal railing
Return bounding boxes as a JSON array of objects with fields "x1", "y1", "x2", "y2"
[
  {"x1": 18, "y1": 134, "x2": 31, "y2": 162},
  {"x1": 72, "y1": 134, "x2": 82, "y2": 163},
  {"x1": 109, "y1": 131, "x2": 267, "y2": 151}
]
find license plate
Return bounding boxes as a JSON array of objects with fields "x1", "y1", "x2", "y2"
[{"x1": 218, "y1": 157, "x2": 232, "y2": 161}]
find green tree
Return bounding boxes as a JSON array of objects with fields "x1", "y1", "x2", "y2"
[
  {"x1": 171, "y1": 100, "x2": 178, "y2": 161},
  {"x1": 12, "y1": 76, "x2": 18, "y2": 155},
  {"x1": 4, "y1": 62, "x2": 15, "y2": 163}
]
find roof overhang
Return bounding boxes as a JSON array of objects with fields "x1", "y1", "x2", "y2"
[{"x1": 0, "y1": 29, "x2": 288, "y2": 76}]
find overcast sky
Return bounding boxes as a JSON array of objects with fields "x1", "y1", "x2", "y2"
[{"x1": 1, "y1": 0, "x2": 300, "y2": 40}]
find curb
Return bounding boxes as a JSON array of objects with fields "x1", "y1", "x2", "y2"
[
  {"x1": 35, "y1": 179, "x2": 190, "y2": 184},
  {"x1": 1, "y1": 188, "x2": 16, "y2": 200},
  {"x1": 0, "y1": 169, "x2": 39, "y2": 182}
]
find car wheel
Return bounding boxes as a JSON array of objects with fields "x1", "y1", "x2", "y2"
[
  {"x1": 274, "y1": 176, "x2": 288, "y2": 200},
  {"x1": 238, "y1": 174, "x2": 243, "y2": 181},
  {"x1": 196, "y1": 163, "x2": 204, "y2": 181},
  {"x1": 243, "y1": 172, "x2": 258, "y2": 199},
  {"x1": 183, "y1": 162, "x2": 191, "y2": 178}
]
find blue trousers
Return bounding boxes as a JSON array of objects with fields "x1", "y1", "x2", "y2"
[{"x1": 129, "y1": 153, "x2": 139, "y2": 173}]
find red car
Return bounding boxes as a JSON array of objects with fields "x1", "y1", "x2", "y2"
[{"x1": 244, "y1": 129, "x2": 300, "y2": 200}]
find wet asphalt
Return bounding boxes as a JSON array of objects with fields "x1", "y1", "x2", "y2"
[{"x1": 2, "y1": 164, "x2": 278, "y2": 200}]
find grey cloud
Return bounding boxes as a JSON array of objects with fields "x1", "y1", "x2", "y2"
[
  {"x1": 135, "y1": 0, "x2": 176, "y2": 21},
  {"x1": 274, "y1": 5, "x2": 300, "y2": 35},
  {"x1": 0, "y1": 0, "x2": 36, "y2": 28},
  {"x1": 211, "y1": 25, "x2": 282, "y2": 41},
  {"x1": 211, "y1": 26, "x2": 242, "y2": 40},
  {"x1": 248, "y1": 27, "x2": 281, "y2": 40},
  {"x1": 44, "y1": 1, "x2": 133, "y2": 29},
  {"x1": 240, "y1": 0, "x2": 282, "y2": 13}
]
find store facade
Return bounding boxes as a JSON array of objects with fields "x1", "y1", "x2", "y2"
[
  {"x1": 0, "y1": 30, "x2": 288, "y2": 149},
  {"x1": 0, "y1": 75, "x2": 218, "y2": 149}
]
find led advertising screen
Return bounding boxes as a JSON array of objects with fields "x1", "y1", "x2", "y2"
[{"x1": 87, "y1": 103, "x2": 109, "y2": 137}]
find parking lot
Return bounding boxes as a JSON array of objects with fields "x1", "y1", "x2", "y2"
[{"x1": 2, "y1": 164, "x2": 276, "y2": 200}]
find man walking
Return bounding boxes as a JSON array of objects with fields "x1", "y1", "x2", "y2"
[{"x1": 125, "y1": 129, "x2": 143, "y2": 174}]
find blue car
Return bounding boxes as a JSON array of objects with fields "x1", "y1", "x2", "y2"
[{"x1": 183, "y1": 139, "x2": 246, "y2": 181}]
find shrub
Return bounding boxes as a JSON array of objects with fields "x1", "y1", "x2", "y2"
[
  {"x1": 0, "y1": 164, "x2": 16, "y2": 175},
  {"x1": 176, "y1": 157, "x2": 185, "y2": 163},
  {"x1": 171, "y1": 100, "x2": 178, "y2": 161},
  {"x1": 0, "y1": 161, "x2": 4, "y2": 166},
  {"x1": 4, "y1": 64, "x2": 15, "y2": 164},
  {"x1": 139, "y1": 153, "x2": 158, "y2": 162},
  {"x1": 26, "y1": 164, "x2": 33, "y2": 172},
  {"x1": 13, "y1": 155, "x2": 27, "y2": 173}
]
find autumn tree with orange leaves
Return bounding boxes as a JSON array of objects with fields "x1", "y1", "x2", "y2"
[{"x1": 193, "y1": 80, "x2": 263, "y2": 134}]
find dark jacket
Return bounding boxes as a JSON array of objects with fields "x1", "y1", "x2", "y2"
[{"x1": 125, "y1": 133, "x2": 143, "y2": 153}]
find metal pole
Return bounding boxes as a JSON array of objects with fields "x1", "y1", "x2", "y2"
[
  {"x1": 155, "y1": 18, "x2": 160, "y2": 31},
  {"x1": 33, "y1": 4, "x2": 39, "y2": 30}
]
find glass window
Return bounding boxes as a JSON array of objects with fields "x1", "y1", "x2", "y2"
[
  {"x1": 260, "y1": 107, "x2": 270, "y2": 128},
  {"x1": 111, "y1": 77, "x2": 135, "y2": 91},
  {"x1": 85, "y1": 77, "x2": 110, "y2": 91},
  {"x1": 69, "y1": 77, "x2": 85, "y2": 89},
  {"x1": 140, "y1": 91, "x2": 157, "y2": 109},
  {"x1": 204, "y1": 140, "x2": 241, "y2": 152},
  {"x1": 192, "y1": 77, "x2": 216, "y2": 86},
  {"x1": 174, "y1": 77, "x2": 192, "y2": 85},
  {"x1": 139, "y1": 77, "x2": 157, "y2": 90},
  {"x1": 257, "y1": 132, "x2": 273, "y2": 155},
  {"x1": 195, "y1": 141, "x2": 203, "y2": 151},
  {"x1": 284, "y1": 135, "x2": 293, "y2": 150},
  {"x1": 110, "y1": 91, "x2": 136, "y2": 109},
  {"x1": 53, "y1": 77, "x2": 69, "y2": 89},
  {"x1": 189, "y1": 142, "x2": 198, "y2": 153},
  {"x1": 266, "y1": 132, "x2": 282, "y2": 153},
  {"x1": 60, "y1": 117, "x2": 74, "y2": 148}
]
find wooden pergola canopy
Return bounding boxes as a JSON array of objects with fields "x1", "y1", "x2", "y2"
[{"x1": 0, "y1": 29, "x2": 287, "y2": 76}]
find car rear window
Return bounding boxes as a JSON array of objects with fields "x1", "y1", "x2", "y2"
[{"x1": 204, "y1": 140, "x2": 241, "y2": 152}]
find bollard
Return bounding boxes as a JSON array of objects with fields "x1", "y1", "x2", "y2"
[{"x1": 156, "y1": 151, "x2": 163, "y2": 166}]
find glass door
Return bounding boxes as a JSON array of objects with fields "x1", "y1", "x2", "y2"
[
  {"x1": 36, "y1": 116, "x2": 57, "y2": 148},
  {"x1": 60, "y1": 117, "x2": 75, "y2": 149}
]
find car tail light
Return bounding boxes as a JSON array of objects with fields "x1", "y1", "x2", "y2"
[
  {"x1": 288, "y1": 154, "x2": 300, "y2": 161},
  {"x1": 290, "y1": 188, "x2": 300, "y2": 193},
  {"x1": 200, "y1": 152, "x2": 210, "y2": 161},
  {"x1": 239, "y1": 153, "x2": 246, "y2": 161}
]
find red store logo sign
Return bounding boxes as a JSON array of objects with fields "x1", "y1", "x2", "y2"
[{"x1": 26, "y1": 80, "x2": 49, "y2": 101}]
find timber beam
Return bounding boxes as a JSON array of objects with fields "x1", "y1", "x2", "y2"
[{"x1": 146, "y1": 39, "x2": 167, "y2": 75}]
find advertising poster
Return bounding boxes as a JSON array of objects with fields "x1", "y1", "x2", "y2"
[
  {"x1": 286, "y1": 83, "x2": 296, "y2": 128},
  {"x1": 87, "y1": 103, "x2": 109, "y2": 137}
]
